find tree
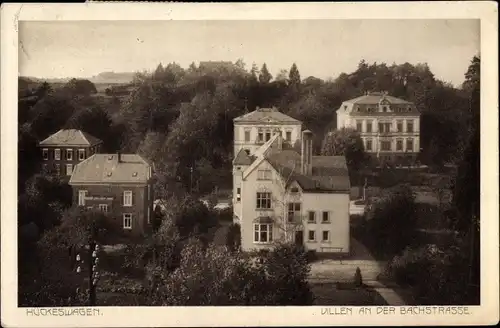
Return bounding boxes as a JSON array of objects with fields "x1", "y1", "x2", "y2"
[
  {"x1": 321, "y1": 128, "x2": 367, "y2": 180},
  {"x1": 250, "y1": 63, "x2": 259, "y2": 83},
  {"x1": 34, "y1": 82, "x2": 53, "y2": 98},
  {"x1": 63, "y1": 79, "x2": 97, "y2": 96},
  {"x1": 235, "y1": 58, "x2": 246, "y2": 70},
  {"x1": 259, "y1": 63, "x2": 273, "y2": 84},
  {"x1": 19, "y1": 208, "x2": 113, "y2": 307},
  {"x1": 365, "y1": 184, "x2": 418, "y2": 256},
  {"x1": 288, "y1": 63, "x2": 301, "y2": 86},
  {"x1": 275, "y1": 69, "x2": 289, "y2": 83},
  {"x1": 65, "y1": 106, "x2": 115, "y2": 151},
  {"x1": 148, "y1": 240, "x2": 313, "y2": 306},
  {"x1": 152, "y1": 63, "x2": 165, "y2": 81}
]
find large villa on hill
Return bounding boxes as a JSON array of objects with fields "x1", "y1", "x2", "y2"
[{"x1": 336, "y1": 92, "x2": 421, "y2": 165}]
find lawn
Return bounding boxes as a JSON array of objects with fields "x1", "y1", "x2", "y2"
[{"x1": 311, "y1": 283, "x2": 388, "y2": 305}]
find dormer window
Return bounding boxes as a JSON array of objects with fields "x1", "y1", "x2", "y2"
[
  {"x1": 132, "y1": 172, "x2": 138, "y2": 177},
  {"x1": 290, "y1": 187, "x2": 299, "y2": 194}
]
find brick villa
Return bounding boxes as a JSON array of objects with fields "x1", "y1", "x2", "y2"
[
  {"x1": 69, "y1": 153, "x2": 154, "y2": 236},
  {"x1": 38, "y1": 129, "x2": 103, "y2": 178}
]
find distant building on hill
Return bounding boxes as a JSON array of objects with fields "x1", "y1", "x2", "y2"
[
  {"x1": 38, "y1": 129, "x2": 103, "y2": 178},
  {"x1": 69, "y1": 153, "x2": 154, "y2": 236},
  {"x1": 336, "y1": 91, "x2": 421, "y2": 165}
]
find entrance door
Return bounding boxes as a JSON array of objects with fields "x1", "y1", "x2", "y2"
[{"x1": 294, "y1": 230, "x2": 304, "y2": 245}]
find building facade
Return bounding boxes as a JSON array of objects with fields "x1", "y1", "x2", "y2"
[
  {"x1": 69, "y1": 153, "x2": 154, "y2": 236},
  {"x1": 336, "y1": 92, "x2": 421, "y2": 165},
  {"x1": 38, "y1": 129, "x2": 103, "y2": 178},
  {"x1": 233, "y1": 108, "x2": 351, "y2": 254},
  {"x1": 233, "y1": 106, "x2": 302, "y2": 157}
]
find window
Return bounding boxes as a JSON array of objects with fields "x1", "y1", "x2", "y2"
[
  {"x1": 265, "y1": 131, "x2": 271, "y2": 141},
  {"x1": 254, "y1": 224, "x2": 273, "y2": 243},
  {"x1": 123, "y1": 191, "x2": 133, "y2": 207},
  {"x1": 78, "y1": 149, "x2": 85, "y2": 161},
  {"x1": 287, "y1": 202, "x2": 301, "y2": 222},
  {"x1": 99, "y1": 204, "x2": 108, "y2": 213},
  {"x1": 366, "y1": 121, "x2": 372, "y2": 133},
  {"x1": 123, "y1": 214, "x2": 132, "y2": 230},
  {"x1": 322, "y1": 231, "x2": 330, "y2": 242},
  {"x1": 66, "y1": 149, "x2": 73, "y2": 161},
  {"x1": 258, "y1": 131, "x2": 264, "y2": 142},
  {"x1": 54, "y1": 149, "x2": 61, "y2": 160},
  {"x1": 366, "y1": 139, "x2": 373, "y2": 151},
  {"x1": 396, "y1": 139, "x2": 403, "y2": 151},
  {"x1": 290, "y1": 187, "x2": 299, "y2": 194},
  {"x1": 257, "y1": 170, "x2": 272, "y2": 180},
  {"x1": 381, "y1": 141, "x2": 391, "y2": 151},
  {"x1": 356, "y1": 120, "x2": 363, "y2": 132},
  {"x1": 243, "y1": 149, "x2": 250, "y2": 155},
  {"x1": 407, "y1": 120, "x2": 414, "y2": 133},
  {"x1": 307, "y1": 211, "x2": 316, "y2": 223},
  {"x1": 66, "y1": 164, "x2": 73, "y2": 176},
  {"x1": 322, "y1": 211, "x2": 330, "y2": 223},
  {"x1": 286, "y1": 131, "x2": 292, "y2": 142},
  {"x1": 42, "y1": 164, "x2": 48, "y2": 172},
  {"x1": 42, "y1": 148, "x2": 48, "y2": 160},
  {"x1": 406, "y1": 139, "x2": 414, "y2": 152},
  {"x1": 78, "y1": 190, "x2": 87, "y2": 206},
  {"x1": 55, "y1": 164, "x2": 61, "y2": 175},
  {"x1": 147, "y1": 207, "x2": 151, "y2": 224},
  {"x1": 244, "y1": 130, "x2": 250, "y2": 142},
  {"x1": 236, "y1": 187, "x2": 241, "y2": 202},
  {"x1": 87, "y1": 206, "x2": 93, "y2": 211},
  {"x1": 256, "y1": 192, "x2": 271, "y2": 209},
  {"x1": 148, "y1": 185, "x2": 151, "y2": 201},
  {"x1": 378, "y1": 123, "x2": 391, "y2": 133},
  {"x1": 308, "y1": 230, "x2": 316, "y2": 242},
  {"x1": 397, "y1": 121, "x2": 403, "y2": 133}
]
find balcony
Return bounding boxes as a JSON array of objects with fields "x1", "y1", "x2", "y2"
[{"x1": 286, "y1": 214, "x2": 304, "y2": 225}]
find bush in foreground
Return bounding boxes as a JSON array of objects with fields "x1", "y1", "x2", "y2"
[{"x1": 148, "y1": 241, "x2": 313, "y2": 306}]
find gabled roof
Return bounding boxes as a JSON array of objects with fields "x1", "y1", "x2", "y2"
[
  {"x1": 234, "y1": 107, "x2": 301, "y2": 124},
  {"x1": 39, "y1": 129, "x2": 102, "y2": 147},
  {"x1": 69, "y1": 154, "x2": 151, "y2": 185},
  {"x1": 233, "y1": 149, "x2": 255, "y2": 166},
  {"x1": 266, "y1": 150, "x2": 350, "y2": 193}
]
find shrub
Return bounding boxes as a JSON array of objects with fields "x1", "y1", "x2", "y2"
[
  {"x1": 226, "y1": 223, "x2": 241, "y2": 251},
  {"x1": 385, "y1": 241, "x2": 478, "y2": 305},
  {"x1": 364, "y1": 184, "x2": 418, "y2": 257},
  {"x1": 354, "y1": 267, "x2": 363, "y2": 287}
]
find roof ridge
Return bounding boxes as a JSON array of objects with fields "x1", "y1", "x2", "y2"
[
  {"x1": 39, "y1": 129, "x2": 63, "y2": 145},
  {"x1": 79, "y1": 130, "x2": 90, "y2": 145}
]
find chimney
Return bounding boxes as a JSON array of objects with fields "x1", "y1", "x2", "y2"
[{"x1": 301, "y1": 130, "x2": 313, "y2": 175}]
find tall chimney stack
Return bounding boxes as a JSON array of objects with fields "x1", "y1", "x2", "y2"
[{"x1": 301, "y1": 130, "x2": 313, "y2": 175}]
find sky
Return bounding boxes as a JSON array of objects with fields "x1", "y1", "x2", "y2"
[{"x1": 19, "y1": 19, "x2": 480, "y2": 87}]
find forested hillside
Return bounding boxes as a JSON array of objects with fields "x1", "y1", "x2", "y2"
[{"x1": 19, "y1": 57, "x2": 479, "y2": 197}]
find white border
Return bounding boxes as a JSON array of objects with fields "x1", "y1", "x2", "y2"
[{"x1": 1, "y1": 2, "x2": 498, "y2": 327}]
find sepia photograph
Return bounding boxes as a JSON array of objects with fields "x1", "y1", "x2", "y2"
[{"x1": 1, "y1": 2, "x2": 498, "y2": 327}]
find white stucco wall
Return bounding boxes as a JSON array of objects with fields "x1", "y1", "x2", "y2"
[
  {"x1": 239, "y1": 159, "x2": 350, "y2": 254},
  {"x1": 233, "y1": 123, "x2": 302, "y2": 156}
]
